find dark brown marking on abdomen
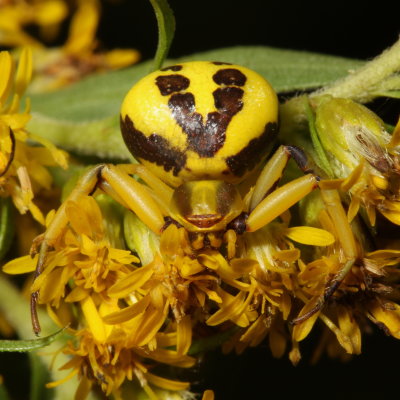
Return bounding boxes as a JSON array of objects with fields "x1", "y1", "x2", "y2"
[
  {"x1": 156, "y1": 74, "x2": 190, "y2": 96},
  {"x1": 120, "y1": 115, "x2": 187, "y2": 176},
  {"x1": 213, "y1": 68, "x2": 246, "y2": 86},
  {"x1": 213, "y1": 87, "x2": 244, "y2": 116},
  {"x1": 160, "y1": 65, "x2": 183, "y2": 71},
  {"x1": 225, "y1": 122, "x2": 278, "y2": 177},
  {"x1": 212, "y1": 61, "x2": 233, "y2": 66},
  {"x1": 168, "y1": 85, "x2": 244, "y2": 158}
]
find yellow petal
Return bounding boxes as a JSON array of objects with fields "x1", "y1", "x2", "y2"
[
  {"x1": 131, "y1": 302, "x2": 169, "y2": 346},
  {"x1": 177, "y1": 314, "x2": 192, "y2": 355},
  {"x1": 340, "y1": 160, "x2": 364, "y2": 191},
  {"x1": 367, "y1": 249, "x2": 400, "y2": 258},
  {"x1": 285, "y1": 226, "x2": 335, "y2": 246},
  {"x1": 389, "y1": 115, "x2": 400, "y2": 148},
  {"x1": 14, "y1": 47, "x2": 32, "y2": 97},
  {"x1": 337, "y1": 305, "x2": 361, "y2": 354},
  {"x1": 269, "y1": 324, "x2": 287, "y2": 358},
  {"x1": 65, "y1": 286, "x2": 88, "y2": 302},
  {"x1": 28, "y1": 133, "x2": 68, "y2": 169},
  {"x1": 137, "y1": 347, "x2": 195, "y2": 368},
  {"x1": 230, "y1": 258, "x2": 258, "y2": 275},
  {"x1": 144, "y1": 372, "x2": 189, "y2": 391},
  {"x1": 181, "y1": 258, "x2": 204, "y2": 277},
  {"x1": 160, "y1": 224, "x2": 182, "y2": 256},
  {"x1": 292, "y1": 296, "x2": 321, "y2": 341},
  {"x1": 103, "y1": 49, "x2": 140, "y2": 69},
  {"x1": 273, "y1": 248, "x2": 300, "y2": 262},
  {"x1": 206, "y1": 290, "x2": 247, "y2": 327},
  {"x1": 371, "y1": 174, "x2": 388, "y2": 190},
  {"x1": 81, "y1": 296, "x2": 107, "y2": 343},
  {"x1": 380, "y1": 208, "x2": 400, "y2": 225},
  {"x1": 368, "y1": 299, "x2": 400, "y2": 339},
  {"x1": 102, "y1": 295, "x2": 151, "y2": 324},
  {"x1": 2, "y1": 254, "x2": 37, "y2": 274},
  {"x1": 0, "y1": 110, "x2": 31, "y2": 129},
  {"x1": 65, "y1": 200, "x2": 95, "y2": 238},
  {"x1": 107, "y1": 262, "x2": 155, "y2": 298},
  {"x1": 34, "y1": 0, "x2": 68, "y2": 26},
  {"x1": 46, "y1": 369, "x2": 78, "y2": 389},
  {"x1": 347, "y1": 195, "x2": 361, "y2": 222},
  {"x1": 0, "y1": 51, "x2": 13, "y2": 104},
  {"x1": 201, "y1": 390, "x2": 215, "y2": 400},
  {"x1": 64, "y1": 0, "x2": 99, "y2": 54}
]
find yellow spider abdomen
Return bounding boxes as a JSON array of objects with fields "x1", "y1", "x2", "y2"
[{"x1": 120, "y1": 61, "x2": 278, "y2": 187}]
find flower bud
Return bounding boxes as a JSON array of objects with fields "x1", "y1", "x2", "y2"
[
  {"x1": 123, "y1": 210, "x2": 160, "y2": 265},
  {"x1": 314, "y1": 96, "x2": 393, "y2": 178}
]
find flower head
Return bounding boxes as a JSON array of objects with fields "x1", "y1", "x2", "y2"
[
  {"x1": 289, "y1": 188, "x2": 400, "y2": 360},
  {"x1": 0, "y1": 48, "x2": 68, "y2": 224},
  {"x1": 313, "y1": 96, "x2": 400, "y2": 226},
  {"x1": 0, "y1": 0, "x2": 140, "y2": 92},
  {"x1": 0, "y1": 0, "x2": 68, "y2": 47}
]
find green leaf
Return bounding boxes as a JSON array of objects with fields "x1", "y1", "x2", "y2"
[
  {"x1": 149, "y1": 0, "x2": 175, "y2": 70},
  {"x1": 305, "y1": 100, "x2": 334, "y2": 178},
  {"x1": 0, "y1": 198, "x2": 14, "y2": 261},
  {"x1": 27, "y1": 46, "x2": 362, "y2": 159},
  {"x1": 0, "y1": 328, "x2": 65, "y2": 352}
]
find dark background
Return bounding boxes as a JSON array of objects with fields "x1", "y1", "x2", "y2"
[
  {"x1": 2, "y1": 1, "x2": 400, "y2": 399},
  {"x1": 100, "y1": 0, "x2": 400, "y2": 61}
]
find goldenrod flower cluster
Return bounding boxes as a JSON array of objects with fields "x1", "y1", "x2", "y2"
[{"x1": 0, "y1": 48, "x2": 68, "y2": 224}]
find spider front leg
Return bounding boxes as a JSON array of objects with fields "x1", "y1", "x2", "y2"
[
  {"x1": 31, "y1": 164, "x2": 165, "y2": 334},
  {"x1": 246, "y1": 145, "x2": 319, "y2": 232},
  {"x1": 291, "y1": 188, "x2": 359, "y2": 325}
]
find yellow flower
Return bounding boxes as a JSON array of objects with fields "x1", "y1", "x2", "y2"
[
  {"x1": 314, "y1": 96, "x2": 400, "y2": 226},
  {"x1": 207, "y1": 214, "x2": 334, "y2": 359},
  {"x1": 0, "y1": 0, "x2": 140, "y2": 92},
  {"x1": 0, "y1": 0, "x2": 68, "y2": 47},
  {"x1": 0, "y1": 48, "x2": 68, "y2": 224},
  {"x1": 4, "y1": 195, "x2": 197, "y2": 398},
  {"x1": 5, "y1": 195, "x2": 138, "y2": 304},
  {"x1": 288, "y1": 188, "x2": 400, "y2": 360},
  {"x1": 29, "y1": 0, "x2": 140, "y2": 92},
  {"x1": 107, "y1": 223, "x2": 228, "y2": 355},
  {"x1": 46, "y1": 327, "x2": 193, "y2": 399}
]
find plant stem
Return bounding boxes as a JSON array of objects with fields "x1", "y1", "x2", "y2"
[{"x1": 314, "y1": 38, "x2": 400, "y2": 102}]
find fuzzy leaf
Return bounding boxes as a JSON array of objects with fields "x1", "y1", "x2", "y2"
[
  {"x1": 0, "y1": 328, "x2": 65, "y2": 352},
  {"x1": 27, "y1": 46, "x2": 362, "y2": 160}
]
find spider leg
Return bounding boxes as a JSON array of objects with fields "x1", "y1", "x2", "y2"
[
  {"x1": 249, "y1": 145, "x2": 317, "y2": 211},
  {"x1": 291, "y1": 189, "x2": 359, "y2": 325},
  {"x1": 31, "y1": 164, "x2": 165, "y2": 334},
  {"x1": 246, "y1": 173, "x2": 318, "y2": 232}
]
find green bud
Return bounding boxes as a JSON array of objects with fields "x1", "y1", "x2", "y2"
[
  {"x1": 95, "y1": 194, "x2": 125, "y2": 249},
  {"x1": 123, "y1": 210, "x2": 160, "y2": 265},
  {"x1": 314, "y1": 96, "x2": 393, "y2": 178},
  {"x1": 298, "y1": 190, "x2": 325, "y2": 228}
]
